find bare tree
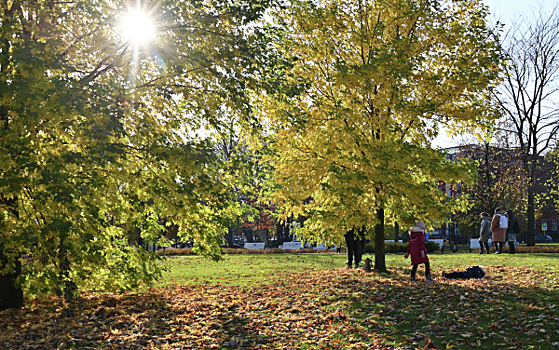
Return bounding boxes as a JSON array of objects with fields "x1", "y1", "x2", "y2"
[
  {"x1": 496, "y1": 4, "x2": 559, "y2": 246},
  {"x1": 453, "y1": 138, "x2": 529, "y2": 240}
]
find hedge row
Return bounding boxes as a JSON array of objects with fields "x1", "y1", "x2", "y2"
[
  {"x1": 365, "y1": 241, "x2": 440, "y2": 254},
  {"x1": 157, "y1": 247, "x2": 324, "y2": 256},
  {"x1": 500, "y1": 245, "x2": 559, "y2": 254},
  {"x1": 158, "y1": 242, "x2": 558, "y2": 256},
  {"x1": 159, "y1": 243, "x2": 443, "y2": 256}
]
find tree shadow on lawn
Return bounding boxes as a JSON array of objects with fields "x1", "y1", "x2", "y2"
[
  {"x1": 0, "y1": 266, "x2": 558, "y2": 350},
  {"x1": 339, "y1": 265, "x2": 559, "y2": 349}
]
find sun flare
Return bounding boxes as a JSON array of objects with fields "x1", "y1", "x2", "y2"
[{"x1": 121, "y1": 10, "x2": 155, "y2": 45}]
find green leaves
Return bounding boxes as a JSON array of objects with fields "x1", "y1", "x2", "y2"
[{"x1": 0, "y1": 0, "x2": 279, "y2": 302}]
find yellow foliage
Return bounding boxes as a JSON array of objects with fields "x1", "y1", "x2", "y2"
[{"x1": 254, "y1": 0, "x2": 503, "y2": 242}]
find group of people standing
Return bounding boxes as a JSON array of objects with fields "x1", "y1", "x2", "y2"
[
  {"x1": 344, "y1": 209, "x2": 519, "y2": 280},
  {"x1": 343, "y1": 226, "x2": 367, "y2": 268},
  {"x1": 479, "y1": 208, "x2": 520, "y2": 254},
  {"x1": 343, "y1": 220, "x2": 433, "y2": 280}
]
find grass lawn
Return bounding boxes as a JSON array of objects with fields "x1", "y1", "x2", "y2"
[
  {"x1": 1, "y1": 251, "x2": 558, "y2": 349},
  {"x1": 160, "y1": 251, "x2": 559, "y2": 287}
]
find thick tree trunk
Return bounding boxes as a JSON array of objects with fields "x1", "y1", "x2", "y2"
[
  {"x1": 374, "y1": 208, "x2": 386, "y2": 271},
  {"x1": 0, "y1": 252, "x2": 24, "y2": 311},
  {"x1": 394, "y1": 222, "x2": 399, "y2": 242},
  {"x1": 0, "y1": 195, "x2": 24, "y2": 311}
]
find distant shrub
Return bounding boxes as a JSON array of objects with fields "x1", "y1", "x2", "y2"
[
  {"x1": 157, "y1": 242, "x2": 558, "y2": 256},
  {"x1": 506, "y1": 245, "x2": 559, "y2": 254},
  {"x1": 157, "y1": 248, "x2": 196, "y2": 256},
  {"x1": 224, "y1": 248, "x2": 318, "y2": 254},
  {"x1": 387, "y1": 243, "x2": 408, "y2": 253},
  {"x1": 365, "y1": 242, "x2": 407, "y2": 253},
  {"x1": 425, "y1": 241, "x2": 441, "y2": 253},
  {"x1": 157, "y1": 247, "x2": 321, "y2": 256}
]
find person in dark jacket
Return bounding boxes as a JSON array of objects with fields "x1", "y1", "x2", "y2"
[
  {"x1": 442, "y1": 266, "x2": 486, "y2": 279},
  {"x1": 506, "y1": 210, "x2": 517, "y2": 254},
  {"x1": 404, "y1": 220, "x2": 432, "y2": 281},
  {"x1": 479, "y1": 212, "x2": 491, "y2": 254},
  {"x1": 344, "y1": 226, "x2": 365, "y2": 268}
]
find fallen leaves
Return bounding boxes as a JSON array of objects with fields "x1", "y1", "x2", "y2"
[{"x1": 0, "y1": 265, "x2": 558, "y2": 349}]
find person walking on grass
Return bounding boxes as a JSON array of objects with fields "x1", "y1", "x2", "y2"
[
  {"x1": 479, "y1": 212, "x2": 491, "y2": 254},
  {"x1": 506, "y1": 209, "x2": 519, "y2": 254},
  {"x1": 404, "y1": 220, "x2": 432, "y2": 281},
  {"x1": 491, "y1": 208, "x2": 507, "y2": 254}
]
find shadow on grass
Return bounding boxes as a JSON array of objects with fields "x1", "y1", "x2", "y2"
[
  {"x1": 1, "y1": 266, "x2": 558, "y2": 349},
  {"x1": 338, "y1": 266, "x2": 559, "y2": 349}
]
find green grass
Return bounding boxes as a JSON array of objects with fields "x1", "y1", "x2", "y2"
[
  {"x1": 160, "y1": 253, "x2": 341, "y2": 287},
  {"x1": 160, "y1": 251, "x2": 559, "y2": 287}
]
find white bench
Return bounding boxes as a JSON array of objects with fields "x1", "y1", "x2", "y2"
[
  {"x1": 243, "y1": 242, "x2": 266, "y2": 249},
  {"x1": 312, "y1": 243, "x2": 338, "y2": 251},
  {"x1": 470, "y1": 238, "x2": 492, "y2": 250},
  {"x1": 279, "y1": 241, "x2": 304, "y2": 249}
]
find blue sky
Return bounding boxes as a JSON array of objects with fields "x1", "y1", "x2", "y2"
[
  {"x1": 432, "y1": 1, "x2": 555, "y2": 149},
  {"x1": 484, "y1": 0, "x2": 557, "y2": 24},
  {"x1": 484, "y1": 0, "x2": 538, "y2": 23}
]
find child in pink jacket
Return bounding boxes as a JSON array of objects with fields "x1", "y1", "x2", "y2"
[{"x1": 404, "y1": 220, "x2": 432, "y2": 281}]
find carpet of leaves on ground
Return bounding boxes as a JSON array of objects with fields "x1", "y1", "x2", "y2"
[{"x1": 1, "y1": 266, "x2": 558, "y2": 349}]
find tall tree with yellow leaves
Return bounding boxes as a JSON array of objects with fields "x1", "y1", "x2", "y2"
[{"x1": 256, "y1": 0, "x2": 503, "y2": 270}]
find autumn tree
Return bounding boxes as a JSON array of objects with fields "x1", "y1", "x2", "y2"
[
  {"x1": 240, "y1": 194, "x2": 276, "y2": 242},
  {"x1": 543, "y1": 151, "x2": 559, "y2": 228},
  {"x1": 496, "y1": 4, "x2": 559, "y2": 246},
  {"x1": 452, "y1": 136, "x2": 529, "y2": 238},
  {"x1": 255, "y1": 0, "x2": 503, "y2": 270},
  {"x1": 0, "y1": 0, "x2": 276, "y2": 310},
  {"x1": 212, "y1": 111, "x2": 279, "y2": 246}
]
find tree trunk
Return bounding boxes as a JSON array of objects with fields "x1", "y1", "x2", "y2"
[
  {"x1": 527, "y1": 185, "x2": 535, "y2": 246},
  {"x1": 0, "y1": 251, "x2": 24, "y2": 311},
  {"x1": 374, "y1": 208, "x2": 386, "y2": 271},
  {"x1": 394, "y1": 222, "x2": 399, "y2": 242},
  {"x1": 450, "y1": 221, "x2": 455, "y2": 249},
  {"x1": 246, "y1": 229, "x2": 254, "y2": 243},
  {"x1": 0, "y1": 194, "x2": 24, "y2": 311},
  {"x1": 225, "y1": 226, "x2": 233, "y2": 247},
  {"x1": 57, "y1": 238, "x2": 77, "y2": 302},
  {"x1": 276, "y1": 221, "x2": 283, "y2": 241}
]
